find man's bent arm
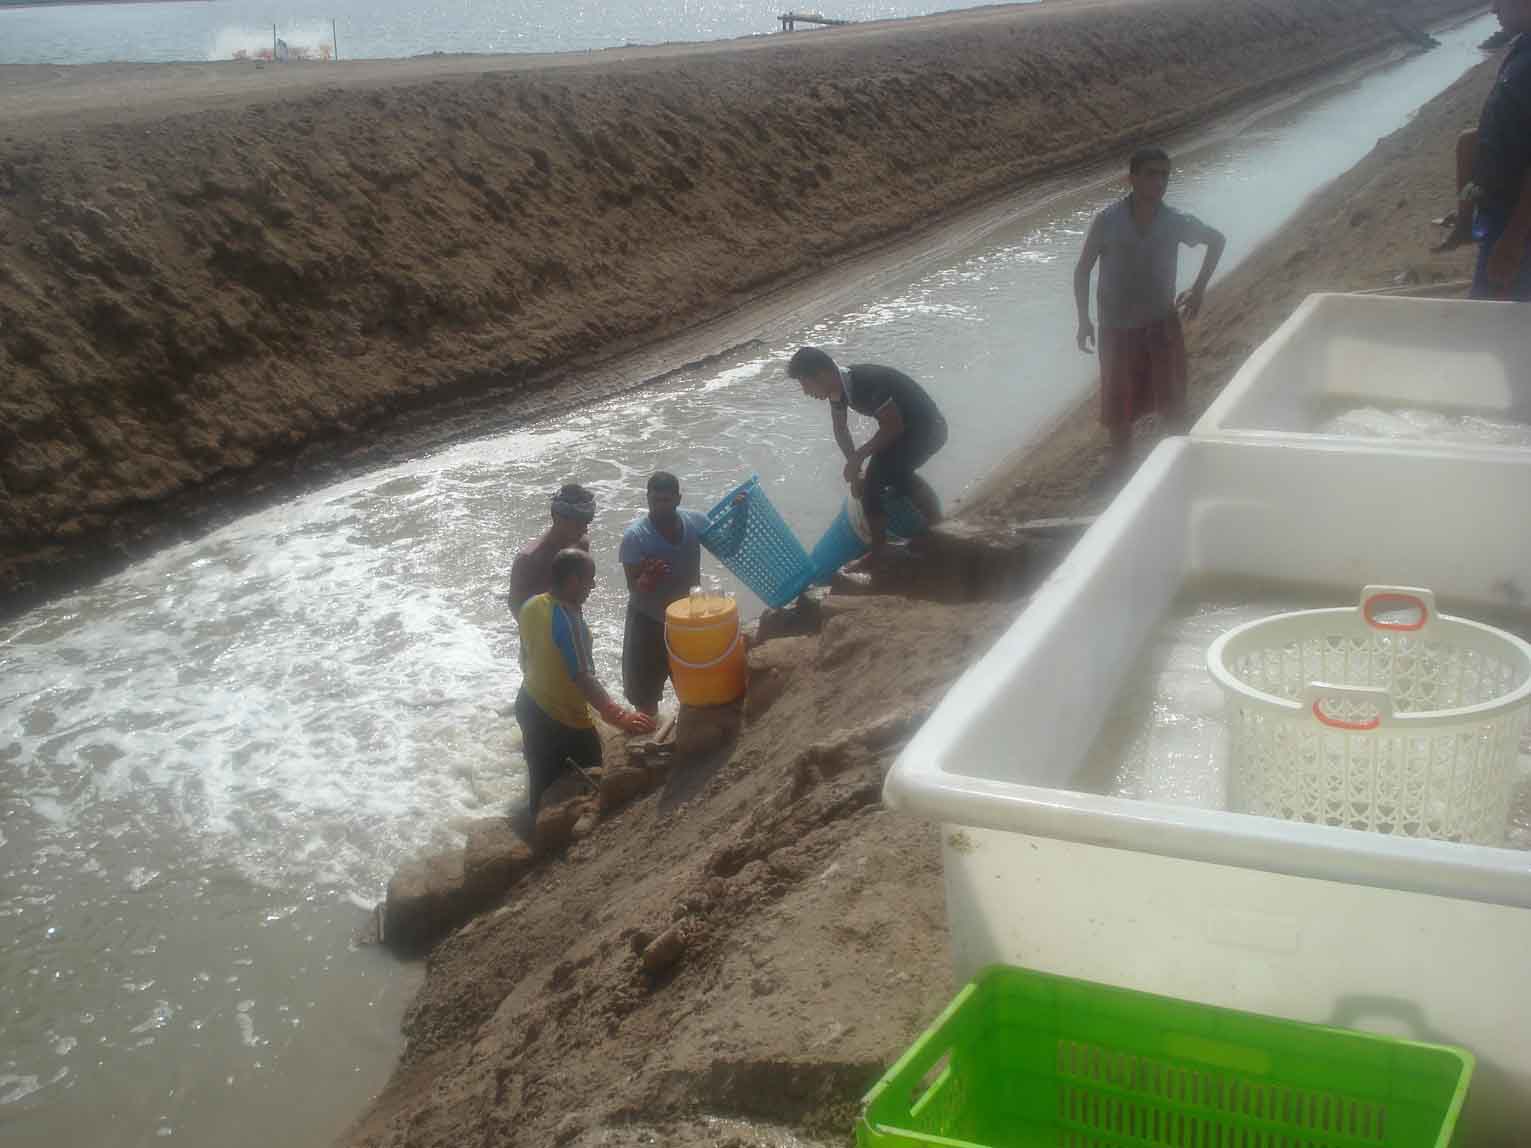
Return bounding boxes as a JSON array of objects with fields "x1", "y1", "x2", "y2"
[
  {"x1": 853, "y1": 402, "x2": 906, "y2": 462},
  {"x1": 830, "y1": 402, "x2": 857, "y2": 462},
  {"x1": 1192, "y1": 226, "x2": 1227, "y2": 295},
  {"x1": 1074, "y1": 216, "x2": 1103, "y2": 333},
  {"x1": 508, "y1": 554, "x2": 535, "y2": 615},
  {"x1": 574, "y1": 670, "x2": 619, "y2": 715}
]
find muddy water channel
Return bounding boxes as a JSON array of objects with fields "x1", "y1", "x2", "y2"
[{"x1": 0, "y1": 15, "x2": 1498, "y2": 1147}]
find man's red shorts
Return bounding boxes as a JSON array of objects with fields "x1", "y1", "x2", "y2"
[{"x1": 1099, "y1": 313, "x2": 1187, "y2": 429}]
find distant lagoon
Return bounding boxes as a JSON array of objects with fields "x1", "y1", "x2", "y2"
[{"x1": 0, "y1": 0, "x2": 1028, "y2": 65}]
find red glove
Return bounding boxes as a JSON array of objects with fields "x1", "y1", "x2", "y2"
[
  {"x1": 635, "y1": 557, "x2": 671, "y2": 594},
  {"x1": 623, "y1": 711, "x2": 658, "y2": 735},
  {"x1": 599, "y1": 700, "x2": 657, "y2": 735}
]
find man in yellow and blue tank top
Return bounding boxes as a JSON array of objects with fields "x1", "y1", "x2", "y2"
[{"x1": 516, "y1": 549, "x2": 654, "y2": 813}]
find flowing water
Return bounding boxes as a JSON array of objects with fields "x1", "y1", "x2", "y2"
[
  {"x1": 0, "y1": 0, "x2": 1038, "y2": 66},
  {"x1": 1318, "y1": 405, "x2": 1531, "y2": 447},
  {"x1": 0, "y1": 14, "x2": 1502, "y2": 1148},
  {"x1": 1080, "y1": 579, "x2": 1531, "y2": 847}
]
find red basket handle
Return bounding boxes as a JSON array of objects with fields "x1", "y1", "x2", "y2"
[
  {"x1": 1304, "y1": 683, "x2": 1394, "y2": 730},
  {"x1": 1360, "y1": 585, "x2": 1435, "y2": 633}
]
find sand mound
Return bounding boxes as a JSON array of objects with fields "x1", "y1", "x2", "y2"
[
  {"x1": 0, "y1": 0, "x2": 1479, "y2": 608},
  {"x1": 349, "y1": 47, "x2": 1495, "y2": 1148},
  {"x1": 340, "y1": 598, "x2": 997, "y2": 1146}
]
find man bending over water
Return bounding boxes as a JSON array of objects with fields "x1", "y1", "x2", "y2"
[{"x1": 787, "y1": 347, "x2": 947, "y2": 569}]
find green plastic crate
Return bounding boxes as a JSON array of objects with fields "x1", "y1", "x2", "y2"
[{"x1": 858, "y1": 966, "x2": 1473, "y2": 1148}]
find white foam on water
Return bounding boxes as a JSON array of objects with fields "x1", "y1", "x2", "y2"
[
  {"x1": 0, "y1": 422, "x2": 593, "y2": 911},
  {"x1": 208, "y1": 23, "x2": 336, "y2": 62},
  {"x1": 700, "y1": 356, "x2": 773, "y2": 394},
  {"x1": 1319, "y1": 405, "x2": 1531, "y2": 448},
  {"x1": 1085, "y1": 599, "x2": 1265, "y2": 808},
  {"x1": 0, "y1": 1075, "x2": 42, "y2": 1106},
  {"x1": 235, "y1": 1011, "x2": 259, "y2": 1048},
  {"x1": 129, "y1": 1003, "x2": 175, "y2": 1036}
]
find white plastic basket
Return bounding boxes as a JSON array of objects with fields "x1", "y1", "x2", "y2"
[{"x1": 1207, "y1": 585, "x2": 1531, "y2": 846}]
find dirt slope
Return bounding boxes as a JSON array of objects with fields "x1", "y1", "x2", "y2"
[
  {"x1": 343, "y1": 599, "x2": 999, "y2": 1147},
  {"x1": 0, "y1": 0, "x2": 1480, "y2": 608},
  {"x1": 339, "y1": 49, "x2": 1499, "y2": 1148}
]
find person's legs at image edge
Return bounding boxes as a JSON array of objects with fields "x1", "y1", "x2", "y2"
[
  {"x1": 515, "y1": 688, "x2": 566, "y2": 814},
  {"x1": 622, "y1": 607, "x2": 668, "y2": 716}
]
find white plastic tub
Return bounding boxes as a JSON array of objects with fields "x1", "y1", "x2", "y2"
[
  {"x1": 886, "y1": 436, "x2": 1531, "y2": 1145},
  {"x1": 1192, "y1": 293, "x2": 1531, "y2": 452}
]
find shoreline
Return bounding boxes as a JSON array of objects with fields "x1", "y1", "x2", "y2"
[
  {"x1": 340, "y1": 56, "x2": 1492, "y2": 1148},
  {"x1": 0, "y1": 0, "x2": 206, "y2": 8},
  {"x1": 0, "y1": 0, "x2": 1484, "y2": 621}
]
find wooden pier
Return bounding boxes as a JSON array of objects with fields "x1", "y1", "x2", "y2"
[{"x1": 778, "y1": 11, "x2": 851, "y2": 32}]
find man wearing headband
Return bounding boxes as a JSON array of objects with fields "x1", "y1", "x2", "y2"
[{"x1": 508, "y1": 483, "x2": 596, "y2": 618}]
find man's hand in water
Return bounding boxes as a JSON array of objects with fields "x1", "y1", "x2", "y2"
[{"x1": 1076, "y1": 319, "x2": 1095, "y2": 353}]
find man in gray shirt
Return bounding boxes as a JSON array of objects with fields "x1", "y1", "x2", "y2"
[
  {"x1": 618, "y1": 471, "x2": 712, "y2": 715},
  {"x1": 1074, "y1": 146, "x2": 1226, "y2": 473}
]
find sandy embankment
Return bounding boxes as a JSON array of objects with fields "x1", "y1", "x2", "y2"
[
  {"x1": 0, "y1": 0, "x2": 1480, "y2": 614},
  {"x1": 339, "y1": 56, "x2": 1496, "y2": 1148}
]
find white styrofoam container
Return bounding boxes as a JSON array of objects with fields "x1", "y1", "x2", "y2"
[
  {"x1": 886, "y1": 436, "x2": 1531, "y2": 1145},
  {"x1": 1192, "y1": 293, "x2": 1531, "y2": 451}
]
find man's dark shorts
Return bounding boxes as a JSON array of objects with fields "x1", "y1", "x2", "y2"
[
  {"x1": 622, "y1": 607, "x2": 670, "y2": 712},
  {"x1": 514, "y1": 688, "x2": 601, "y2": 813},
  {"x1": 863, "y1": 416, "x2": 948, "y2": 517}
]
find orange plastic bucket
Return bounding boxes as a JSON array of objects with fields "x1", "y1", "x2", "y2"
[{"x1": 665, "y1": 592, "x2": 746, "y2": 707}]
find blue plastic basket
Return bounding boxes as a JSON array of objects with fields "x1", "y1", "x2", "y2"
[
  {"x1": 809, "y1": 507, "x2": 867, "y2": 585},
  {"x1": 808, "y1": 495, "x2": 931, "y2": 584},
  {"x1": 699, "y1": 477, "x2": 816, "y2": 609}
]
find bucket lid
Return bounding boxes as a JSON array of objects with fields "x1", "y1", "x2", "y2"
[{"x1": 665, "y1": 593, "x2": 738, "y2": 626}]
